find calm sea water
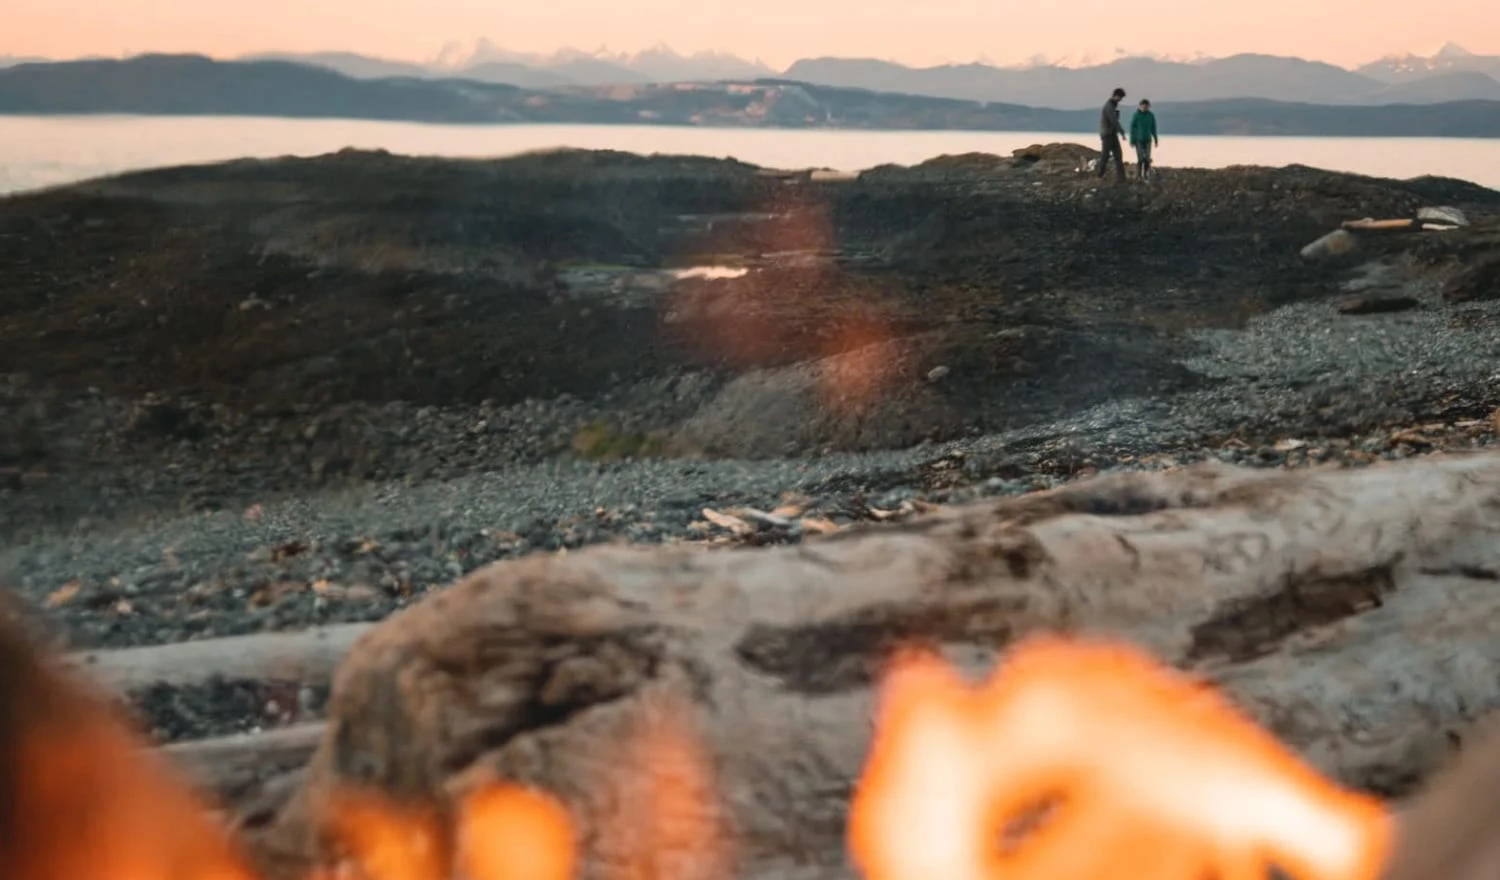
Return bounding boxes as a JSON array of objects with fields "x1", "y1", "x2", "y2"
[{"x1": 1, "y1": 115, "x2": 1498, "y2": 196}]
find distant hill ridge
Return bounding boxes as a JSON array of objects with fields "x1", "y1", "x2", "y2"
[
  {"x1": 8, "y1": 43, "x2": 1500, "y2": 107},
  {"x1": 219, "y1": 42, "x2": 1500, "y2": 107},
  {"x1": 2, "y1": 53, "x2": 1500, "y2": 136}
]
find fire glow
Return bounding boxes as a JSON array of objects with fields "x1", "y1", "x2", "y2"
[
  {"x1": 4, "y1": 633, "x2": 1399, "y2": 880},
  {"x1": 849, "y1": 637, "x2": 1394, "y2": 880}
]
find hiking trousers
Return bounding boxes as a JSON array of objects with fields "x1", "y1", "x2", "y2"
[
  {"x1": 1098, "y1": 135, "x2": 1125, "y2": 180},
  {"x1": 1134, "y1": 141, "x2": 1153, "y2": 179}
]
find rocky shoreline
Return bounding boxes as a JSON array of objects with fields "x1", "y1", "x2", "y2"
[{"x1": 3, "y1": 144, "x2": 1500, "y2": 741}]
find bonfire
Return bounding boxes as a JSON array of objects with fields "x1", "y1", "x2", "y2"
[{"x1": 0, "y1": 611, "x2": 1418, "y2": 880}]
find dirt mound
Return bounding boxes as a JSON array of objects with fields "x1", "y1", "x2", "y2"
[
  {"x1": 1012, "y1": 142, "x2": 1098, "y2": 165},
  {"x1": 915, "y1": 152, "x2": 1018, "y2": 172},
  {"x1": 670, "y1": 335, "x2": 953, "y2": 456},
  {"x1": 1397, "y1": 174, "x2": 1500, "y2": 208}
]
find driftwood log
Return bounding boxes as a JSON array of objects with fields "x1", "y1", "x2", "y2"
[
  {"x1": 163, "y1": 724, "x2": 323, "y2": 812},
  {"x1": 66, "y1": 623, "x2": 375, "y2": 693},
  {"x1": 238, "y1": 451, "x2": 1500, "y2": 880},
  {"x1": 58, "y1": 625, "x2": 371, "y2": 813}
]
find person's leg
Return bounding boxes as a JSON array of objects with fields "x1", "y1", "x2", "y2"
[
  {"x1": 1098, "y1": 137, "x2": 1111, "y2": 178},
  {"x1": 1110, "y1": 137, "x2": 1126, "y2": 181}
]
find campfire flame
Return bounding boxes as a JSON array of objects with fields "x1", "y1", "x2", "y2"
[
  {"x1": 849, "y1": 636, "x2": 1395, "y2": 880},
  {"x1": 310, "y1": 782, "x2": 577, "y2": 880},
  {"x1": 4, "y1": 610, "x2": 1402, "y2": 880},
  {"x1": 0, "y1": 611, "x2": 259, "y2": 880}
]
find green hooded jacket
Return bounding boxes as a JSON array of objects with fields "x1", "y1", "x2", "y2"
[{"x1": 1130, "y1": 109, "x2": 1158, "y2": 146}]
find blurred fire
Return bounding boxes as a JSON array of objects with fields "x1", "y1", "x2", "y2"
[
  {"x1": 4, "y1": 604, "x2": 1402, "y2": 880},
  {"x1": 311, "y1": 782, "x2": 577, "y2": 880},
  {"x1": 0, "y1": 611, "x2": 259, "y2": 880},
  {"x1": 849, "y1": 636, "x2": 1395, "y2": 880}
]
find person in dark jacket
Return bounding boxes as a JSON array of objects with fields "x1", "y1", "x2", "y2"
[
  {"x1": 1130, "y1": 99, "x2": 1160, "y2": 181},
  {"x1": 1097, "y1": 87, "x2": 1127, "y2": 182}
]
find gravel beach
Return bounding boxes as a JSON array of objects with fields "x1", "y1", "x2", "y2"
[{"x1": 3, "y1": 144, "x2": 1499, "y2": 740}]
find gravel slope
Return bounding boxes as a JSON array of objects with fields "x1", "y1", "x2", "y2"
[{"x1": 8, "y1": 284, "x2": 1500, "y2": 655}]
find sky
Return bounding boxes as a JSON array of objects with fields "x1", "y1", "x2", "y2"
[{"x1": 5, "y1": 0, "x2": 1499, "y2": 70}]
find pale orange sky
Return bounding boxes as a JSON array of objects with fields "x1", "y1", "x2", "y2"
[{"x1": 6, "y1": 0, "x2": 1497, "y2": 70}]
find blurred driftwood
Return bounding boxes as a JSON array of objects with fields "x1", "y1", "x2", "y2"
[
  {"x1": 237, "y1": 452, "x2": 1500, "y2": 880},
  {"x1": 66, "y1": 624, "x2": 375, "y2": 693}
]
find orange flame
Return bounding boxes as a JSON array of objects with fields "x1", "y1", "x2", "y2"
[
  {"x1": 310, "y1": 783, "x2": 578, "y2": 880},
  {"x1": 0, "y1": 616, "x2": 259, "y2": 880},
  {"x1": 458, "y1": 785, "x2": 578, "y2": 880},
  {"x1": 848, "y1": 636, "x2": 1395, "y2": 880},
  {"x1": 312, "y1": 789, "x2": 448, "y2": 880}
]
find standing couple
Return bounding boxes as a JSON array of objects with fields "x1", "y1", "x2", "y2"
[{"x1": 1098, "y1": 87, "x2": 1159, "y2": 182}]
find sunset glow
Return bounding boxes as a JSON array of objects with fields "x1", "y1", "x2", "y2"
[{"x1": 5, "y1": 0, "x2": 1498, "y2": 72}]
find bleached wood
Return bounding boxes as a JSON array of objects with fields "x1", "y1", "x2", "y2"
[
  {"x1": 234, "y1": 453, "x2": 1500, "y2": 879},
  {"x1": 65, "y1": 623, "x2": 376, "y2": 692}
]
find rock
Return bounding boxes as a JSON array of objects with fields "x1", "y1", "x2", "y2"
[
  {"x1": 1300, "y1": 229, "x2": 1359, "y2": 260},
  {"x1": 1336, "y1": 294, "x2": 1421, "y2": 315},
  {"x1": 1443, "y1": 255, "x2": 1500, "y2": 303},
  {"x1": 1417, "y1": 206, "x2": 1470, "y2": 228},
  {"x1": 926, "y1": 365, "x2": 951, "y2": 382}
]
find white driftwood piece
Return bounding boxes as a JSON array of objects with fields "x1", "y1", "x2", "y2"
[
  {"x1": 163, "y1": 723, "x2": 325, "y2": 802},
  {"x1": 66, "y1": 623, "x2": 376, "y2": 692},
  {"x1": 248, "y1": 452, "x2": 1500, "y2": 880}
]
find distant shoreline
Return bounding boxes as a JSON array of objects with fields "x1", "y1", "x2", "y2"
[
  {"x1": 4, "y1": 110, "x2": 1500, "y2": 140},
  {"x1": 3, "y1": 118, "x2": 1499, "y2": 198}
]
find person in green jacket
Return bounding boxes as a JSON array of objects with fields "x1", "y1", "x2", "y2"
[{"x1": 1129, "y1": 99, "x2": 1159, "y2": 181}]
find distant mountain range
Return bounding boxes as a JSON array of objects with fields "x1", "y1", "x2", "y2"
[
  {"x1": 783, "y1": 53, "x2": 1500, "y2": 109},
  {"x1": 2, "y1": 54, "x2": 1499, "y2": 137},
  {"x1": 227, "y1": 42, "x2": 1500, "y2": 108},
  {"x1": 244, "y1": 42, "x2": 778, "y2": 92},
  {"x1": 1356, "y1": 42, "x2": 1500, "y2": 83}
]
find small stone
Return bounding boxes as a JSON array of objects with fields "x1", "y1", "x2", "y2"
[
  {"x1": 1300, "y1": 229, "x2": 1358, "y2": 260},
  {"x1": 1336, "y1": 295, "x2": 1420, "y2": 316},
  {"x1": 926, "y1": 365, "x2": 951, "y2": 382}
]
